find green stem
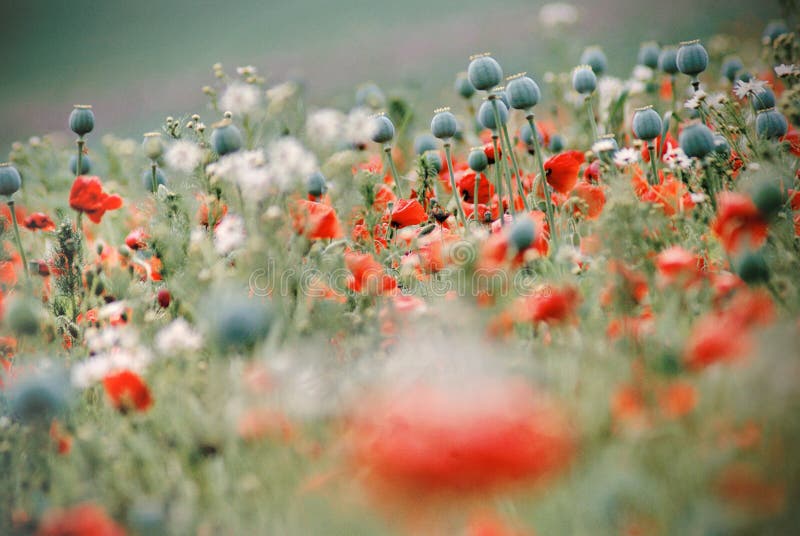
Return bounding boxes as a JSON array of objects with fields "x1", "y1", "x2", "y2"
[
  {"x1": 491, "y1": 97, "x2": 529, "y2": 212},
  {"x1": 491, "y1": 135, "x2": 504, "y2": 220},
  {"x1": 6, "y1": 200, "x2": 29, "y2": 281},
  {"x1": 384, "y1": 146, "x2": 404, "y2": 198},
  {"x1": 670, "y1": 75, "x2": 677, "y2": 116},
  {"x1": 586, "y1": 95, "x2": 599, "y2": 141},
  {"x1": 473, "y1": 172, "x2": 480, "y2": 223},
  {"x1": 151, "y1": 162, "x2": 158, "y2": 194},
  {"x1": 444, "y1": 143, "x2": 467, "y2": 230},
  {"x1": 648, "y1": 143, "x2": 659, "y2": 186},
  {"x1": 76, "y1": 138, "x2": 85, "y2": 177},
  {"x1": 526, "y1": 115, "x2": 558, "y2": 250}
]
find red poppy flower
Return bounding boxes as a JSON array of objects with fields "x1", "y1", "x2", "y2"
[
  {"x1": 655, "y1": 246, "x2": 704, "y2": 287},
  {"x1": 516, "y1": 285, "x2": 580, "y2": 325},
  {"x1": 197, "y1": 196, "x2": 228, "y2": 228},
  {"x1": 68, "y1": 176, "x2": 123, "y2": 223},
  {"x1": 291, "y1": 199, "x2": 343, "y2": 239},
  {"x1": 570, "y1": 182, "x2": 605, "y2": 219},
  {"x1": 583, "y1": 159, "x2": 601, "y2": 183},
  {"x1": 543, "y1": 151, "x2": 584, "y2": 194},
  {"x1": 23, "y1": 212, "x2": 55, "y2": 232},
  {"x1": 36, "y1": 502, "x2": 126, "y2": 536},
  {"x1": 456, "y1": 170, "x2": 494, "y2": 204},
  {"x1": 658, "y1": 381, "x2": 698, "y2": 419},
  {"x1": 345, "y1": 251, "x2": 397, "y2": 295},
  {"x1": 783, "y1": 129, "x2": 800, "y2": 157},
  {"x1": 711, "y1": 192, "x2": 768, "y2": 253},
  {"x1": 390, "y1": 198, "x2": 427, "y2": 228},
  {"x1": 102, "y1": 370, "x2": 153, "y2": 412},
  {"x1": 346, "y1": 378, "x2": 574, "y2": 499},
  {"x1": 124, "y1": 228, "x2": 148, "y2": 250}
]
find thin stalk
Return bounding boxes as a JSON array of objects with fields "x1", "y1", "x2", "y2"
[
  {"x1": 473, "y1": 172, "x2": 480, "y2": 223},
  {"x1": 491, "y1": 135, "x2": 504, "y2": 220},
  {"x1": 526, "y1": 114, "x2": 558, "y2": 249},
  {"x1": 490, "y1": 97, "x2": 529, "y2": 211},
  {"x1": 586, "y1": 95, "x2": 599, "y2": 140},
  {"x1": 6, "y1": 200, "x2": 29, "y2": 281},
  {"x1": 151, "y1": 161, "x2": 159, "y2": 194},
  {"x1": 443, "y1": 143, "x2": 467, "y2": 230},
  {"x1": 76, "y1": 137, "x2": 85, "y2": 177},
  {"x1": 647, "y1": 143, "x2": 659, "y2": 186},
  {"x1": 384, "y1": 146, "x2": 404, "y2": 198},
  {"x1": 670, "y1": 75, "x2": 677, "y2": 116}
]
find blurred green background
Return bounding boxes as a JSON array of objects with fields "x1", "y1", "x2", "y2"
[{"x1": 0, "y1": 0, "x2": 780, "y2": 154}]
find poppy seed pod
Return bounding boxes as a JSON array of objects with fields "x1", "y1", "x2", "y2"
[
  {"x1": 509, "y1": 217, "x2": 536, "y2": 252},
  {"x1": 550, "y1": 134, "x2": 565, "y2": 152},
  {"x1": 424, "y1": 151, "x2": 443, "y2": 173},
  {"x1": 676, "y1": 40, "x2": 708, "y2": 77},
  {"x1": 211, "y1": 119, "x2": 243, "y2": 156},
  {"x1": 763, "y1": 20, "x2": 788, "y2": 44},
  {"x1": 455, "y1": 72, "x2": 476, "y2": 99},
  {"x1": 638, "y1": 42, "x2": 661, "y2": 69},
  {"x1": 306, "y1": 171, "x2": 328, "y2": 197},
  {"x1": 750, "y1": 88, "x2": 776, "y2": 111},
  {"x1": 713, "y1": 135, "x2": 730, "y2": 156},
  {"x1": 580, "y1": 46, "x2": 607, "y2": 75},
  {"x1": 736, "y1": 250, "x2": 769, "y2": 285},
  {"x1": 8, "y1": 368, "x2": 71, "y2": 423},
  {"x1": 658, "y1": 47, "x2": 679, "y2": 74},
  {"x1": 209, "y1": 293, "x2": 274, "y2": 350},
  {"x1": 721, "y1": 56, "x2": 744, "y2": 83},
  {"x1": 632, "y1": 106, "x2": 663, "y2": 142},
  {"x1": 752, "y1": 180, "x2": 785, "y2": 221},
  {"x1": 493, "y1": 88, "x2": 510, "y2": 109},
  {"x1": 520, "y1": 123, "x2": 539, "y2": 146},
  {"x1": 572, "y1": 65, "x2": 597, "y2": 95},
  {"x1": 142, "y1": 168, "x2": 167, "y2": 193},
  {"x1": 755, "y1": 108, "x2": 788, "y2": 140},
  {"x1": 679, "y1": 122, "x2": 715, "y2": 158},
  {"x1": 467, "y1": 55, "x2": 503, "y2": 91},
  {"x1": 414, "y1": 134, "x2": 438, "y2": 155},
  {"x1": 69, "y1": 154, "x2": 91, "y2": 175},
  {"x1": 431, "y1": 109, "x2": 458, "y2": 139},
  {"x1": 371, "y1": 115, "x2": 395, "y2": 144},
  {"x1": 142, "y1": 132, "x2": 164, "y2": 160},
  {"x1": 0, "y1": 163, "x2": 22, "y2": 197},
  {"x1": 737, "y1": 71, "x2": 753, "y2": 83},
  {"x1": 478, "y1": 99, "x2": 508, "y2": 130},
  {"x1": 467, "y1": 147, "x2": 489, "y2": 172},
  {"x1": 69, "y1": 105, "x2": 95, "y2": 136},
  {"x1": 506, "y1": 75, "x2": 541, "y2": 110},
  {"x1": 355, "y1": 83, "x2": 386, "y2": 109}
]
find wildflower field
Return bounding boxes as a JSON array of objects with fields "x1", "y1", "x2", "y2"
[{"x1": 2, "y1": 2, "x2": 800, "y2": 534}]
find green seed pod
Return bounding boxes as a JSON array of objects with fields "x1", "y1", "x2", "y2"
[
  {"x1": 750, "y1": 88, "x2": 776, "y2": 111},
  {"x1": 752, "y1": 180, "x2": 785, "y2": 221},
  {"x1": 207, "y1": 291, "x2": 274, "y2": 351},
  {"x1": 721, "y1": 56, "x2": 744, "y2": 83},
  {"x1": 210, "y1": 119, "x2": 243, "y2": 156},
  {"x1": 679, "y1": 122, "x2": 714, "y2": 158},
  {"x1": 142, "y1": 132, "x2": 164, "y2": 160},
  {"x1": 8, "y1": 367, "x2": 71, "y2": 423},
  {"x1": 549, "y1": 134, "x2": 565, "y2": 152},
  {"x1": 128, "y1": 501, "x2": 166, "y2": 536},
  {"x1": 467, "y1": 55, "x2": 503, "y2": 91},
  {"x1": 632, "y1": 105, "x2": 663, "y2": 142},
  {"x1": 763, "y1": 20, "x2": 788, "y2": 44},
  {"x1": 638, "y1": 42, "x2": 661, "y2": 69},
  {"x1": 69, "y1": 154, "x2": 91, "y2": 175},
  {"x1": 477, "y1": 99, "x2": 508, "y2": 130},
  {"x1": 658, "y1": 47, "x2": 679, "y2": 74},
  {"x1": 713, "y1": 135, "x2": 730, "y2": 156},
  {"x1": 676, "y1": 40, "x2": 708, "y2": 77},
  {"x1": 356, "y1": 83, "x2": 386, "y2": 109},
  {"x1": 572, "y1": 65, "x2": 597, "y2": 95},
  {"x1": 580, "y1": 46, "x2": 607, "y2": 75},
  {"x1": 519, "y1": 123, "x2": 537, "y2": 146},
  {"x1": 467, "y1": 147, "x2": 489, "y2": 172},
  {"x1": 306, "y1": 171, "x2": 328, "y2": 197},
  {"x1": 509, "y1": 217, "x2": 536, "y2": 252},
  {"x1": 455, "y1": 72, "x2": 476, "y2": 99},
  {"x1": 493, "y1": 88, "x2": 510, "y2": 109},
  {"x1": 0, "y1": 163, "x2": 22, "y2": 197},
  {"x1": 736, "y1": 250, "x2": 769, "y2": 285},
  {"x1": 371, "y1": 115, "x2": 395, "y2": 144},
  {"x1": 737, "y1": 71, "x2": 753, "y2": 83},
  {"x1": 414, "y1": 134, "x2": 438, "y2": 155},
  {"x1": 5, "y1": 297, "x2": 42, "y2": 336},
  {"x1": 69, "y1": 105, "x2": 95, "y2": 136},
  {"x1": 142, "y1": 168, "x2": 167, "y2": 193},
  {"x1": 755, "y1": 108, "x2": 788, "y2": 140},
  {"x1": 506, "y1": 75, "x2": 541, "y2": 110},
  {"x1": 430, "y1": 109, "x2": 458, "y2": 139},
  {"x1": 424, "y1": 151, "x2": 442, "y2": 173}
]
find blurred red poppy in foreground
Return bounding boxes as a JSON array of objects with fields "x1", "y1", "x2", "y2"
[
  {"x1": 102, "y1": 370, "x2": 153, "y2": 413},
  {"x1": 345, "y1": 251, "x2": 397, "y2": 295},
  {"x1": 345, "y1": 378, "x2": 574, "y2": 501},
  {"x1": 69, "y1": 176, "x2": 123, "y2": 223},
  {"x1": 23, "y1": 212, "x2": 56, "y2": 232},
  {"x1": 36, "y1": 502, "x2": 125, "y2": 536},
  {"x1": 291, "y1": 199, "x2": 343, "y2": 239},
  {"x1": 390, "y1": 198, "x2": 427, "y2": 228},
  {"x1": 544, "y1": 150, "x2": 584, "y2": 194},
  {"x1": 711, "y1": 192, "x2": 767, "y2": 253}
]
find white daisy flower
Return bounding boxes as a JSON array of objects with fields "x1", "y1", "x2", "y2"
[
  {"x1": 165, "y1": 140, "x2": 203, "y2": 173},
  {"x1": 613, "y1": 147, "x2": 640, "y2": 166},
  {"x1": 707, "y1": 92, "x2": 728, "y2": 110},
  {"x1": 774, "y1": 64, "x2": 800, "y2": 77},
  {"x1": 684, "y1": 90, "x2": 707, "y2": 110},
  {"x1": 732, "y1": 78, "x2": 768, "y2": 99},
  {"x1": 155, "y1": 318, "x2": 204, "y2": 355},
  {"x1": 263, "y1": 136, "x2": 318, "y2": 191},
  {"x1": 592, "y1": 139, "x2": 616, "y2": 153},
  {"x1": 214, "y1": 214, "x2": 246, "y2": 255},
  {"x1": 306, "y1": 108, "x2": 346, "y2": 148},
  {"x1": 632, "y1": 65, "x2": 654, "y2": 82},
  {"x1": 344, "y1": 107, "x2": 378, "y2": 146}
]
